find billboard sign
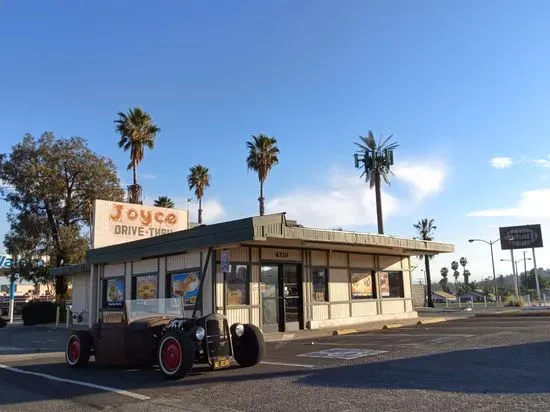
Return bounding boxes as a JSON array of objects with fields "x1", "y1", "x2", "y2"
[
  {"x1": 92, "y1": 199, "x2": 189, "y2": 248},
  {"x1": 499, "y1": 224, "x2": 543, "y2": 250}
]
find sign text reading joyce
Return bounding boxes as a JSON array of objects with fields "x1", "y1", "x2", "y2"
[{"x1": 499, "y1": 224, "x2": 543, "y2": 250}]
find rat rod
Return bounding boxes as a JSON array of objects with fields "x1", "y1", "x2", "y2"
[{"x1": 64, "y1": 248, "x2": 265, "y2": 379}]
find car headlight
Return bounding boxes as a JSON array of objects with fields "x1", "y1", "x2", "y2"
[
  {"x1": 195, "y1": 326, "x2": 205, "y2": 341},
  {"x1": 235, "y1": 323, "x2": 245, "y2": 337}
]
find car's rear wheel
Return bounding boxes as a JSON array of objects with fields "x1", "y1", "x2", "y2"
[
  {"x1": 231, "y1": 323, "x2": 265, "y2": 367},
  {"x1": 66, "y1": 331, "x2": 91, "y2": 368},
  {"x1": 158, "y1": 331, "x2": 194, "y2": 380}
]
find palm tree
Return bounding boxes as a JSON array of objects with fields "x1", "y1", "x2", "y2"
[
  {"x1": 440, "y1": 267, "x2": 449, "y2": 292},
  {"x1": 463, "y1": 269, "x2": 471, "y2": 289},
  {"x1": 153, "y1": 196, "x2": 174, "y2": 208},
  {"x1": 413, "y1": 218, "x2": 437, "y2": 307},
  {"x1": 187, "y1": 164, "x2": 210, "y2": 224},
  {"x1": 354, "y1": 131, "x2": 398, "y2": 234},
  {"x1": 451, "y1": 260, "x2": 460, "y2": 292},
  {"x1": 115, "y1": 107, "x2": 160, "y2": 204},
  {"x1": 246, "y1": 134, "x2": 279, "y2": 216}
]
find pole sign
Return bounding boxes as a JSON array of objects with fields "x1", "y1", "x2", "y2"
[
  {"x1": 221, "y1": 250, "x2": 230, "y2": 273},
  {"x1": 499, "y1": 224, "x2": 543, "y2": 250}
]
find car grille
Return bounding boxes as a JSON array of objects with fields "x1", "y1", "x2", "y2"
[{"x1": 205, "y1": 318, "x2": 232, "y2": 358}]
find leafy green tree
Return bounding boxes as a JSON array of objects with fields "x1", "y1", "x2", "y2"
[
  {"x1": 0, "y1": 133, "x2": 124, "y2": 301},
  {"x1": 413, "y1": 218, "x2": 437, "y2": 307},
  {"x1": 153, "y1": 196, "x2": 174, "y2": 208},
  {"x1": 187, "y1": 165, "x2": 211, "y2": 224},
  {"x1": 354, "y1": 131, "x2": 398, "y2": 234},
  {"x1": 246, "y1": 135, "x2": 279, "y2": 216},
  {"x1": 115, "y1": 107, "x2": 160, "y2": 204},
  {"x1": 440, "y1": 267, "x2": 449, "y2": 292}
]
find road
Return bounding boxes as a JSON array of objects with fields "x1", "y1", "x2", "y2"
[{"x1": 0, "y1": 316, "x2": 549, "y2": 411}]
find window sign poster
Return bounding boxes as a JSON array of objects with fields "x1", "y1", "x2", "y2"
[
  {"x1": 351, "y1": 272, "x2": 373, "y2": 298},
  {"x1": 379, "y1": 272, "x2": 390, "y2": 297},
  {"x1": 105, "y1": 279, "x2": 125, "y2": 308},
  {"x1": 136, "y1": 275, "x2": 158, "y2": 300},
  {"x1": 171, "y1": 272, "x2": 200, "y2": 305}
]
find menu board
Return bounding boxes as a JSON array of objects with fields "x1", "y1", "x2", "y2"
[
  {"x1": 351, "y1": 272, "x2": 374, "y2": 298},
  {"x1": 171, "y1": 272, "x2": 200, "y2": 305},
  {"x1": 379, "y1": 272, "x2": 390, "y2": 297},
  {"x1": 105, "y1": 278, "x2": 124, "y2": 308},
  {"x1": 136, "y1": 275, "x2": 158, "y2": 300}
]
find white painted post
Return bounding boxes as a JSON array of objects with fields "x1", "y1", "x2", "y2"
[
  {"x1": 544, "y1": 294, "x2": 547, "y2": 306},
  {"x1": 446, "y1": 298, "x2": 448, "y2": 308},
  {"x1": 527, "y1": 294, "x2": 531, "y2": 307},
  {"x1": 66, "y1": 307, "x2": 70, "y2": 328},
  {"x1": 484, "y1": 295, "x2": 487, "y2": 308},
  {"x1": 55, "y1": 305, "x2": 60, "y2": 328},
  {"x1": 458, "y1": 297, "x2": 462, "y2": 308}
]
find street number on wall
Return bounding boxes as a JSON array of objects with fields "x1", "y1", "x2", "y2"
[{"x1": 275, "y1": 252, "x2": 289, "y2": 258}]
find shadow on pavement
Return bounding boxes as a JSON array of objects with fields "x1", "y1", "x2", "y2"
[{"x1": 0, "y1": 341, "x2": 548, "y2": 406}]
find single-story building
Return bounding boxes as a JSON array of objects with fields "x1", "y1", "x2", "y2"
[
  {"x1": 52, "y1": 213, "x2": 454, "y2": 332},
  {"x1": 432, "y1": 290, "x2": 457, "y2": 303}
]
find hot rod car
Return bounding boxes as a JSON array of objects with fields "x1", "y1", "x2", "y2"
[
  {"x1": 65, "y1": 297, "x2": 265, "y2": 379},
  {"x1": 65, "y1": 247, "x2": 265, "y2": 379}
]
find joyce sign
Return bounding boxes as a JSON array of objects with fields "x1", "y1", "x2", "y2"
[
  {"x1": 92, "y1": 199, "x2": 189, "y2": 248},
  {"x1": 499, "y1": 224, "x2": 543, "y2": 250}
]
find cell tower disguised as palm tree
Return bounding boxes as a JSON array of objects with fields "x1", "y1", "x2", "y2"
[
  {"x1": 246, "y1": 134, "x2": 279, "y2": 216},
  {"x1": 115, "y1": 107, "x2": 160, "y2": 204},
  {"x1": 187, "y1": 165, "x2": 210, "y2": 224},
  {"x1": 354, "y1": 130, "x2": 398, "y2": 234}
]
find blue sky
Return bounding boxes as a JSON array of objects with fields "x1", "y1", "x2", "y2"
[{"x1": 1, "y1": 0, "x2": 550, "y2": 284}]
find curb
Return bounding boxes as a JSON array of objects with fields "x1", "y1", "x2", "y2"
[
  {"x1": 416, "y1": 317, "x2": 447, "y2": 325},
  {"x1": 332, "y1": 328, "x2": 358, "y2": 336},
  {"x1": 475, "y1": 311, "x2": 550, "y2": 318},
  {"x1": 0, "y1": 351, "x2": 65, "y2": 362},
  {"x1": 382, "y1": 323, "x2": 402, "y2": 329}
]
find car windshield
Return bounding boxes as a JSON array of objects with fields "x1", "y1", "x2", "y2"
[{"x1": 125, "y1": 298, "x2": 185, "y2": 323}]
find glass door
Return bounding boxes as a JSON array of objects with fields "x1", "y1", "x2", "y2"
[
  {"x1": 260, "y1": 265, "x2": 280, "y2": 333},
  {"x1": 282, "y1": 264, "x2": 302, "y2": 331}
]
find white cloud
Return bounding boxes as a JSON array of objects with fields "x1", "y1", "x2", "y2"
[
  {"x1": 187, "y1": 199, "x2": 226, "y2": 224},
  {"x1": 392, "y1": 163, "x2": 446, "y2": 200},
  {"x1": 468, "y1": 188, "x2": 550, "y2": 218},
  {"x1": 265, "y1": 163, "x2": 446, "y2": 229},
  {"x1": 490, "y1": 157, "x2": 513, "y2": 169},
  {"x1": 142, "y1": 173, "x2": 156, "y2": 180},
  {"x1": 534, "y1": 156, "x2": 550, "y2": 168}
]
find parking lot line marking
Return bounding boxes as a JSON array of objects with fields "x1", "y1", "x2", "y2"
[
  {"x1": 261, "y1": 361, "x2": 316, "y2": 368},
  {"x1": 0, "y1": 364, "x2": 150, "y2": 401}
]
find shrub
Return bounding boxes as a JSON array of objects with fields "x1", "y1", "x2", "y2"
[
  {"x1": 504, "y1": 296, "x2": 525, "y2": 307},
  {"x1": 22, "y1": 301, "x2": 67, "y2": 326}
]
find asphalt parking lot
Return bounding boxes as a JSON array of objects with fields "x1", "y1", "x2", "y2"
[{"x1": 0, "y1": 316, "x2": 549, "y2": 411}]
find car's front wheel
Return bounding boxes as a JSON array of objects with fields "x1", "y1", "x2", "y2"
[
  {"x1": 66, "y1": 331, "x2": 92, "y2": 368},
  {"x1": 157, "y1": 331, "x2": 194, "y2": 380},
  {"x1": 231, "y1": 324, "x2": 265, "y2": 367}
]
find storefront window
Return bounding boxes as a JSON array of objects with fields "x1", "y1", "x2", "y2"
[
  {"x1": 312, "y1": 268, "x2": 329, "y2": 302},
  {"x1": 102, "y1": 277, "x2": 125, "y2": 309},
  {"x1": 226, "y1": 264, "x2": 249, "y2": 305},
  {"x1": 132, "y1": 273, "x2": 158, "y2": 300},
  {"x1": 382, "y1": 271, "x2": 404, "y2": 298},
  {"x1": 351, "y1": 271, "x2": 376, "y2": 299},
  {"x1": 167, "y1": 271, "x2": 201, "y2": 306}
]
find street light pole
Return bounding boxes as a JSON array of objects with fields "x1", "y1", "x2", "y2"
[
  {"x1": 532, "y1": 247, "x2": 541, "y2": 301},
  {"x1": 468, "y1": 238, "x2": 499, "y2": 297},
  {"x1": 523, "y1": 250, "x2": 529, "y2": 294}
]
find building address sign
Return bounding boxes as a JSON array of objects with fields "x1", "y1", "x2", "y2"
[{"x1": 275, "y1": 252, "x2": 289, "y2": 258}]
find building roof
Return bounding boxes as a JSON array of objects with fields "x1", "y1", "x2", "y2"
[
  {"x1": 433, "y1": 290, "x2": 456, "y2": 299},
  {"x1": 85, "y1": 213, "x2": 454, "y2": 265},
  {"x1": 49, "y1": 263, "x2": 90, "y2": 277}
]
